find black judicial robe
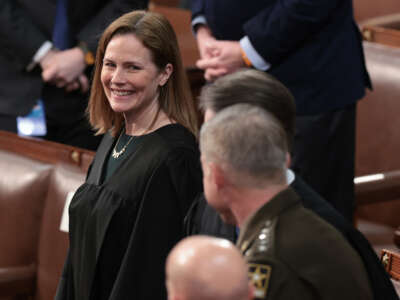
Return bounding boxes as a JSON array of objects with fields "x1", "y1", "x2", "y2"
[{"x1": 55, "y1": 124, "x2": 202, "y2": 300}]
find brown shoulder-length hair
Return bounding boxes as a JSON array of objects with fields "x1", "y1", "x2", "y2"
[{"x1": 88, "y1": 10, "x2": 198, "y2": 137}]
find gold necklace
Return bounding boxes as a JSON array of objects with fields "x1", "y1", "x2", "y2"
[{"x1": 112, "y1": 131, "x2": 134, "y2": 159}]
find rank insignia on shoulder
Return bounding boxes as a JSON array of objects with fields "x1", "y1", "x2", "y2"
[{"x1": 248, "y1": 263, "x2": 272, "y2": 299}]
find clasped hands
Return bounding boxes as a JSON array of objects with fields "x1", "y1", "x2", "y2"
[
  {"x1": 40, "y1": 47, "x2": 89, "y2": 93},
  {"x1": 196, "y1": 25, "x2": 246, "y2": 82}
]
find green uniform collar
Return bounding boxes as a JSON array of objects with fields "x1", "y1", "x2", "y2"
[{"x1": 237, "y1": 187, "x2": 300, "y2": 252}]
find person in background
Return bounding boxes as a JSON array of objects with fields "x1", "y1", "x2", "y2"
[
  {"x1": 199, "y1": 103, "x2": 373, "y2": 300},
  {"x1": 55, "y1": 10, "x2": 202, "y2": 300},
  {"x1": 0, "y1": 0, "x2": 148, "y2": 150},
  {"x1": 185, "y1": 69, "x2": 295, "y2": 241},
  {"x1": 185, "y1": 69, "x2": 398, "y2": 300},
  {"x1": 166, "y1": 236, "x2": 253, "y2": 300},
  {"x1": 190, "y1": 0, "x2": 371, "y2": 222}
]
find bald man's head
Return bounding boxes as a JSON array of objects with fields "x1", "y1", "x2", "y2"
[{"x1": 166, "y1": 236, "x2": 252, "y2": 300}]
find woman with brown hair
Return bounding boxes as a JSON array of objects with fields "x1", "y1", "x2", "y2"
[{"x1": 55, "y1": 10, "x2": 202, "y2": 300}]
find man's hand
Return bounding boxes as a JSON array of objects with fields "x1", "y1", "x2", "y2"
[
  {"x1": 64, "y1": 74, "x2": 90, "y2": 93},
  {"x1": 41, "y1": 47, "x2": 86, "y2": 88},
  {"x1": 196, "y1": 40, "x2": 246, "y2": 81},
  {"x1": 196, "y1": 25, "x2": 219, "y2": 60},
  {"x1": 39, "y1": 48, "x2": 59, "y2": 70}
]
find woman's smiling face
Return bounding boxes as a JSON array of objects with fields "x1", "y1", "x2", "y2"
[{"x1": 101, "y1": 33, "x2": 171, "y2": 123}]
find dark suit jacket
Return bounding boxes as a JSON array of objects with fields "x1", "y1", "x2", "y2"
[
  {"x1": 184, "y1": 175, "x2": 399, "y2": 300},
  {"x1": 0, "y1": 0, "x2": 147, "y2": 119},
  {"x1": 191, "y1": 0, "x2": 371, "y2": 115}
]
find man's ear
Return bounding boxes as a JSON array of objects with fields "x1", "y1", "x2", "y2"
[
  {"x1": 159, "y1": 63, "x2": 173, "y2": 87},
  {"x1": 168, "y1": 292, "x2": 183, "y2": 300},
  {"x1": 210, "y1": 162, "x2": 227, "y2": 189}
]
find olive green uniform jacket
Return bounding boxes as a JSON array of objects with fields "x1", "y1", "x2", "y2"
[{"x1": 237, "y1": 187, "x2": 373, "y2": 300}]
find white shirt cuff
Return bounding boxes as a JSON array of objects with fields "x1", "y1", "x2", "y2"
[
  {"x1": 191, "y1": 15, "x2": 208, "y2": 35},
  {"x1": 26, "y1": 41, "x2": 53, "y2": 72},
  {"x1": 286, "y1": 169, "x2": 295, "y2": 185},
  {"x1": 240, "y1": 36, "x2": 270, "y2": 71}
]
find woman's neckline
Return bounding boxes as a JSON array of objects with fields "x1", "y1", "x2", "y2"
[{"x1": 122, "y1": 123, "x2": 180, "y2": 138}]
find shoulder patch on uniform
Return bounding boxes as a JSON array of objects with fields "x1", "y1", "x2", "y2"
[{"x1": 248, "y1": 263, "x2": 272, "y2": 299}]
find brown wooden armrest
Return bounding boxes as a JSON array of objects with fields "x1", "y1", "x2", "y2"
[
  {"x1": 0, "y1": 264, "x2": 36, "y2": 297},
  {"x1": 355, "y1": 170, "x2": 400, "y2": 205},
  {"x1": 0, "y1": 130, "x2": 94, "y2": 173}
]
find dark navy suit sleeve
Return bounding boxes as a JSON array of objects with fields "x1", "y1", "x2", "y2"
[
  {"x1": 0, "y1": 0, "x2": 47, "y2": 66},
  {"x1": 190, "y1": 0, "x2": 205, "y2": 20},
  {"x1": 243, "y1": 0, "x2": 343, "y2": 66}
]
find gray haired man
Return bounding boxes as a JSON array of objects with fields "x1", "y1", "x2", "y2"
[{"x1": 199, "y1": 104, "x2": 373, "y2": 300}]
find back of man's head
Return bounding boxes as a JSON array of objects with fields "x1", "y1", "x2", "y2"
[
  {"x1": 166, "y1": 236, "x2": 251, "y2": 300},
  {"x1": 200, "y1": 103, "x2": 288, "y2": 189},
  {"x1": 199, "y1": 69, "x2": 296, "y2": 149}
]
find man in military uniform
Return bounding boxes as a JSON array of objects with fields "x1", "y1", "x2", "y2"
[{"x1": 199, "y1": 104, "x2": 373, "y2": 300}]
